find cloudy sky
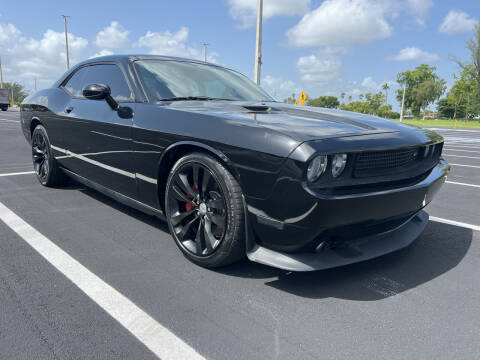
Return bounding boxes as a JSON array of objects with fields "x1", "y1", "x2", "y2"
[{"x1": 0, "y1": 0, "x2": 478, "y2": 109}]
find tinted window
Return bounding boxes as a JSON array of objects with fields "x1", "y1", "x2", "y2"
[
  {"x1": 134, "y1": 60, "x2": 274, "y2": 102},
  {"x1": 63, "y1": 64, "x2": 133, "y2": 102}
]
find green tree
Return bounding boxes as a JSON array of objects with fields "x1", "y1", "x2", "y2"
[
  {"x1": 339, "y1": 91, "x2": 398, "y2": 118},
  {"x1": 283, "y1": 93, "x2": 296, "y2": 104},
  {"x1": 413, "y1": 80, "x2": 447, "y2": 120},
  {"x1": 396, "y1": 64, "x2": 447, "y2": 117},
  {"x1": 467, "y1": 22, "x2": 480, "y2": 94},
  {"x1": 438, "y1": 64, "x2": 479, "y2": 120},
  {"x1": 307, "y1": 95, "x2": 340, "y2": 108},
  {"x1": 1, "y1": 82, "x2": 28, "y2": 104},
  {"x1": 348, "y1": 95, "x2": 352, "y2": 103},
  {"x1": 382, "y1": 82, "x2": 390, "y2": 104},
  {"x1": 340, "y1": 92, "x2": 345, "y2": 103}
]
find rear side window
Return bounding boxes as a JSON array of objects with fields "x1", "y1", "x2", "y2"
[{"x1": 63, "y1": 64, "x2": 133, "y2": 102}]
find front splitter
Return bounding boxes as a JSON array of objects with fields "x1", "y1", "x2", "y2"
[{"x1": 246, "y1": 210, "x2": 429, "y2": 272}]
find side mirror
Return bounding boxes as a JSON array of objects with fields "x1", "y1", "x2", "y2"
[
  {"x1": 82, "y1": 83, "x2": 111, "y2": 100},
  {"x1": 82, "y1": 83, "x2": 119, "y2": 111}
]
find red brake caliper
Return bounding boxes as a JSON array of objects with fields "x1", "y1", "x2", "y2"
[{"x1": 185, "y1": 183, "x2": 198, "y2": 212}]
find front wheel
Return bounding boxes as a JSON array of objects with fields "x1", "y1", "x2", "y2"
[{"x1": 165, "y1": 153, "x2": 245, "y2": 268}]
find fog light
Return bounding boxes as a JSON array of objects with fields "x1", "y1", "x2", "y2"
[
  {"x1": 331, "y1": 154, "x2": 347, "y2": 178},
  {"x1": 307, "y1": 155, "x2": 328, "y2": 182}
]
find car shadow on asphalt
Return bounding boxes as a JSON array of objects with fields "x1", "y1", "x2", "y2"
[
  {"x1": 215, "y1": 221, "x2": 473, "y2": 301},
  {"x1": 75, "y1": 182, "x2": 472, "y2": 301}
]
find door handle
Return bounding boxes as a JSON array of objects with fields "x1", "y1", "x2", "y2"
[{"x1": 65, "y1": 106, "x2": 73, "y2": 113}]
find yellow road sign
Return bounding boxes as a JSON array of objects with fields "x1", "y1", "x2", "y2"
[
  {"x1": 294, "y1": 100, "x2": 299, "y2": 105},
  {"x1": 299, "y1": 91, "x2": 307, "y2": 102}
]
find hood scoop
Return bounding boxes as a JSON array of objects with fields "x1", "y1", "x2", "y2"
[{"x1": 243, "y1": 105, "x2": 271, "y2": 113}]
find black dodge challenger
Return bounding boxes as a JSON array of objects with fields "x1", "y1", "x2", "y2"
[{"x1": 21, "y1": 55, "x2": 450, "y2": 271}]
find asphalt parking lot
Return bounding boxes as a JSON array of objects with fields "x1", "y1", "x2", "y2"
[{"x1": 0, "y1": 109, "x2": 479, "y2": 359}]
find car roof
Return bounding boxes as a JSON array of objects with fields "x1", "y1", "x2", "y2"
[
  {"x1": 53, "y1": 54, "x2": 230, "y2": 88},
  {"x1": 81, "y1": 54, "x2": 218, "y2": 65}
]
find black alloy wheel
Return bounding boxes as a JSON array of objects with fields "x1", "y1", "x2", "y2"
[
  {"x1": 165, "y1": 153, "x2": 245, "y2": 268},
  {"x1": 32, "y1": 128, "x2": 50, "y2": 183},
  {"x1": 31, "y1": 125, "x2": 67, "y2": 187}
]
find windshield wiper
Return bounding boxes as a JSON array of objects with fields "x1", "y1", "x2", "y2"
[{"x1": 157, "y1": 96, "x2": 234, "y2": 102}]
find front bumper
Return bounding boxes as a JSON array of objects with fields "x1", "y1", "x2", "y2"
[
  {"x1": 247, "y1": 210, "x2": 429, "y2": 271},
  {"x1": 245, "y1": 160, "x2": 449, "y2": 270}
]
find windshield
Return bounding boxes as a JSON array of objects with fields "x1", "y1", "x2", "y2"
[{"x1": 134, "y1": 60, "x2": 275, "y2": 102}]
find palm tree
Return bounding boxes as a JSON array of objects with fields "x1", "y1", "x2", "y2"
[
  {"x1": 341, "y1": 92, "x2": 345, "y2": 103},
  {"x1": 348, "y1": 95, "x2": 352, "y2": 103},
  {"x1": 382, "y1": 82, "x2": 390, "y2": 104},
  {"x1": 359, "y1": 94, "x2": 364, "y2": 101}
]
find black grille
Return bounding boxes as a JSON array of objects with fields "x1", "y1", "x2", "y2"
[{"x1": 354, "y1": 148, "x2": 419, "y2": 178}]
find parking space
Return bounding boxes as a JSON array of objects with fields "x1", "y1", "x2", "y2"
[{"x1": 1, "y1": 111, "x2": 479, "y2": 360}]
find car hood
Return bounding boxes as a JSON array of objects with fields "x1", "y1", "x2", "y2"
[{"x1": 163, "y1": 101, "x2": 423, "y2": 142}]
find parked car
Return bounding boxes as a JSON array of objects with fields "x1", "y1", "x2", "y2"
[
  {"x1": 21, "y1": 55, "x2": 450, "y2": 271},
  {"x1": 0, "y1": 88, "x2": 10, "y2": 111}
]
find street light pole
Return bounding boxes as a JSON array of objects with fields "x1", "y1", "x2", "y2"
[
  {"x1": 0, "y1": 56, "x2": 3, "y2": 88},
  {"x1": 62, "y1": 15, "x2": 70, "y2": 69},
  {"x1": 253, "y1": 0, "x2": 263, "y2": 85},
  {"x1": 203, "y1": 43, "x2": 209, "y2": 63},
  {"x1": 400, "y1": 85, "x2": 406, "y2": 123}
]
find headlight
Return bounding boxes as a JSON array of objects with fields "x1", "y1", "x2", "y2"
[
  {"x1": 307, "y1": 155, "x2": 328, "y2": 182},
  {"x1": 331, "y1": 154, "x2": 347, "y2": 178}
]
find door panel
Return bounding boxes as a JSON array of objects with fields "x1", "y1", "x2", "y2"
[{"x1": 59, "y1": 63, "x2": 136, "y2": 198}]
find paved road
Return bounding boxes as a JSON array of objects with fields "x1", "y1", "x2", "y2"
[{"x1": 0, "y1": 110, "x2": 479, "y2": 359}]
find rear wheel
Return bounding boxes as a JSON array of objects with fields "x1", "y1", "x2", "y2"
[
  {"x1": 165, "y1": 153, "x2": 245, "y2": 268},
  {"x1": 31, "y1": 125, "x2": 67, "y2": 187}
]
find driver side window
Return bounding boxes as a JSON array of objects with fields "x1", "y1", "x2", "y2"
[{"x1": 63, "y1": 64, "x2": 133, "y2": 102}]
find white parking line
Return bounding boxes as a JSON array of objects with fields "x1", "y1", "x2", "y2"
[
  {"x1": 443, "y1": 154, "x2": 480, "y2": 160},
  {"x1": 444, "y1": 144, "x2": 480, "y2": 149},
  {"x1": 430, "y1": 216, "x2": 480, "y2": 232},
  {"x1": 445, "y1": 181, "x2": 480, "y2": 188},
  {"x1": 450, "y1": 163, "x2": 480, "y2": 169},
  {"x1": 0, "y1": 201, "x2": 205, "y2": 360},
  {"x1": 428, "y1": 128, "x2": 480, "y2": 133},
  {"x1": 443, "y1": 148, "x2": 480, "y2": 154},
  {"x1": 0, "y1": 171, "x2": 34, "y2": 177},
  {"x1": 0, "y1": 119, "x2": 20, "y2": 123}
]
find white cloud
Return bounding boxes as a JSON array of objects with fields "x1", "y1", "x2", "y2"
[
  {"x1": 286, "y1": 0, "x2": 393, "y2": 47},
  {"x1": 0, "y1": 23, "x2": 88, "y2": 90},
  {"x1": 405, "y1": 0, "x2": 433, "y2": 26},
  {"x1": 228, "y1": 0, "x2": 311, "y2": 28},
  {"x1": 388, "y1": 47, "x2": 439, "y2": 62},
  {"x1": 90, "y1": 49, "x2": 114, "y2": 59},
  {"x1": 439, "y1": 10, "x2": 477, "y2": 35},
  {"x1": 95, "y1": 21, "x2": 129, "y2": 49},
  {"x1": 261, "y1": 75, "x2": 299, "y2": 100},
  {"x1": 361, "y1": 76, "x2": 380, "y2": 91},
  {"x1": 296, "y1": 51, "x2": 342, "y2": 83},
  {"x1": 137, "y1": 27, "x2": 217, "y2": 62}
]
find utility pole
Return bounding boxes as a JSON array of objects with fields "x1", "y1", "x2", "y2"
[
  {"x1": 34, "y1": 77, "x2": 37, "y2": 91},
  {"x1": 400, "y1": 84, "x2": 406, "y2": 122},
  {"x1": 203, "y1": 43, "x2": 209, "y2": 63},
  {"x1": 0, "y1": 56, "x2": 3, "y2": 88},
  {"x1": 61, "y1": 15, "x2": 71, "y2": 69},
  {"x1": 253, "y1": 0, "x2": 263, "y2": 85}
]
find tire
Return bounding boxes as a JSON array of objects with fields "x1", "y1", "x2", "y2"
[
  {"x1": 31, "y1": 125, "x2": 67, "y2": 187},
  {"x1": 165, "y1": 152, "x2": 245, "y2": 268},
  {"x1": 1, "y1": 107, "x2": 7, "y2": 111}
]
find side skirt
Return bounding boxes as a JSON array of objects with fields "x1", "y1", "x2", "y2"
[{"x1": 61, "y1": 168, "x2": 166, "y2": 221}]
